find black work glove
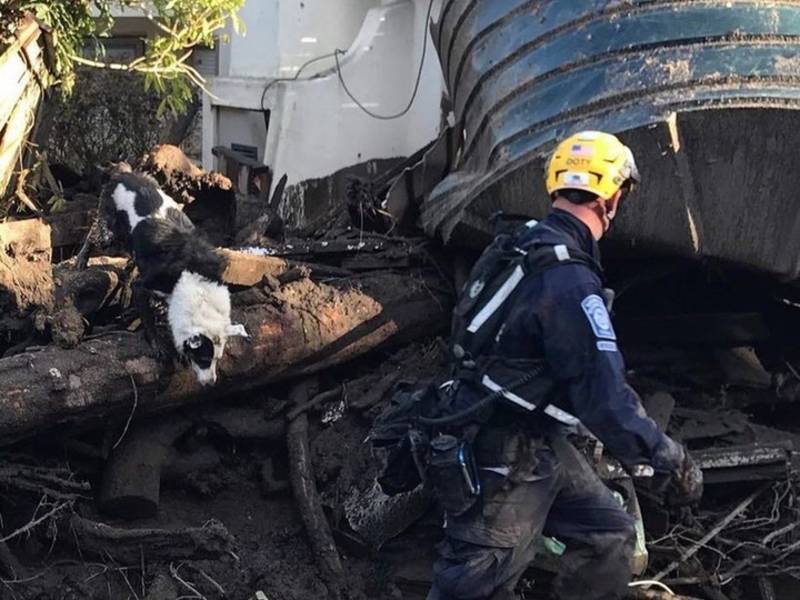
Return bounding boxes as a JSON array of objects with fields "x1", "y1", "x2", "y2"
[
  {"x1": 641, "y1": 438, "x2": 703, "y2": 508},
  {"x1": 665, "y1": 446, "x2": 703, "y2": 507}
]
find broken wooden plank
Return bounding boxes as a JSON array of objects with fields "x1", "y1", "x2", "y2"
[
  {"x1": 254, "y1": 235, "x2": 427, "y2": 260},
  {"x1": 673, "y1": 408, "x2": 749, "y2": 442},
  {"x1": 0, "y1": 15, "x2": 42, "y2": 131},
  {"x1": 693, "y1": 443, "x2": 792, "y2": 485},
  {"x1": 219, "y1": 248, "x2": 290, "y2": 286},
  {"x1": 0, "y1": 37, "x2": 45, "y2": 197}
]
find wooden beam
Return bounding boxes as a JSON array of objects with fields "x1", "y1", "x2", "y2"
[{"x1": 0, "y1": 270, "x2": 451, "y2": 444}]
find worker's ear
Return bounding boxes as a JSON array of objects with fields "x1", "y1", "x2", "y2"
[{"x1": 605, "y1": 189, "x2": 624, "y2": 222}]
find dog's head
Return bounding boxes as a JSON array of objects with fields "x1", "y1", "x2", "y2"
[{"x1": 180, "y1": 323, "x2": 248, "y2": 385}]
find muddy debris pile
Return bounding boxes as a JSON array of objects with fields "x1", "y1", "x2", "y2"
[{"x1": 0, "y1": 147, "x2": 800, "y2": 599}]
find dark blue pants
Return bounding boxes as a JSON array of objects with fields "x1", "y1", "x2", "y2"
[{"x1": 427, "y1": 431, "x2": 636, "y2": 600}]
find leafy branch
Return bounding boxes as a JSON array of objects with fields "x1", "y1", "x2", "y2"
[{"x1": 5, "y1": 0, "x2": 244, "y2": 114}]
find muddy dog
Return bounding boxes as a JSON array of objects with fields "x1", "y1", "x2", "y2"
[{"x1": 102, "y1": 171, "x2": 247, "y2": 384}]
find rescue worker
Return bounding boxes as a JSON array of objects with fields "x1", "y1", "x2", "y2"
[{"x1": 427, "y1": 131, "x2": 703, "y2": 600}]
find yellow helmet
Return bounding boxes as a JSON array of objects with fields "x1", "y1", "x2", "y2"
[{"x1": 545, "y1": 131, "x2": 640, "y2": 200}]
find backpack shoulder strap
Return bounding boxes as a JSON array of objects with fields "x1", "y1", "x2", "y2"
[{"x1": 452, "y1": 240, "x2": 596, "y2": 368}]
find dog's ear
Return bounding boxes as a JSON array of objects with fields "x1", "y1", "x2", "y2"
[{"x1": 227, "y1": 323, "x2": 248, "y2": 338}]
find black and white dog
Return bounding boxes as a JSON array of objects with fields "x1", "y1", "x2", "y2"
[{"x1": 102, "y1": 172, "x2": 247, "y2": 385}]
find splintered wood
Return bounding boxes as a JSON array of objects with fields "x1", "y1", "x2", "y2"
[{"x1": 0, "y1": 15, "x2": 49, "y2": 198}]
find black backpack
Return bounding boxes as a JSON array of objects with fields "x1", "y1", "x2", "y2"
[
  {"x1": 450, "y1": 222, "x2": 600, "y2": 374},
  {"x1": 370, "y1": 222, "x2": 601, "y2": 496}
]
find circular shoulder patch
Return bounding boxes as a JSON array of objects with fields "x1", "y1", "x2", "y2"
[{"x1": 580, "y1": 294, "x2": 617, "y2": 340}]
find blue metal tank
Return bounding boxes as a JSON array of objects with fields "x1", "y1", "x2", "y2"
[{"x1": 425, "y1": 1, "x2": 800, "y2": 279}]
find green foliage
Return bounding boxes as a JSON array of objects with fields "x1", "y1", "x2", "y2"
[
  {"x1": 14, "y1": 1, "x2": 116, "y2": 90},
  {"x1": 134, "y1": 0, "x2": 244, "y2": 114},
  {"x1": 4, "y1": 0, "x2": 244, "y2": 114}
]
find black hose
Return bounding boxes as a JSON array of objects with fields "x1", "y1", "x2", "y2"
[{"x1": 417, "y1": 367, "x2": 543, "y2": 426}]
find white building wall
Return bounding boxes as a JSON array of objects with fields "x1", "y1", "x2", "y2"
[
  {"x1": 220, "y1": 1, "x2": 278, "y2": 79},
  {"x1": 220, "y1": 0, "x2": 381, "y2": 79},
  {"x1": 203, "y1": 0, "x2": 445, "y2": 223}
]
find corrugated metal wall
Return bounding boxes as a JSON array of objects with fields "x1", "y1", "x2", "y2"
[{"x1": 427, "y1": 1, "x2": 800, "y2": 279}]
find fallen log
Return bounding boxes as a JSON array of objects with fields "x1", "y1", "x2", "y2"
[
  {"x1": 69, "y1": 515, "x2": 235, "y2": 564},
  {"x1": 98, "y1": 418, "x2": 193, "y2": 519},
  {"x1": 54, "y1": 250, "x2": 292, "y2": 320},
  {"x1": 0, "y1": 268, "x2": 451, "y2": 444},
  {"x1": 287, "y1": 381, "x2": 344, "y2": 599},
  {"x1": 100, "y1": 407, "x2": 286, "y2": 519}
]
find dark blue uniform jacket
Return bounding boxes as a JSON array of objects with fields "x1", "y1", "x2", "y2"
[{"x1": 472, "y1": 209, "x2": 677, "y2": 473}]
